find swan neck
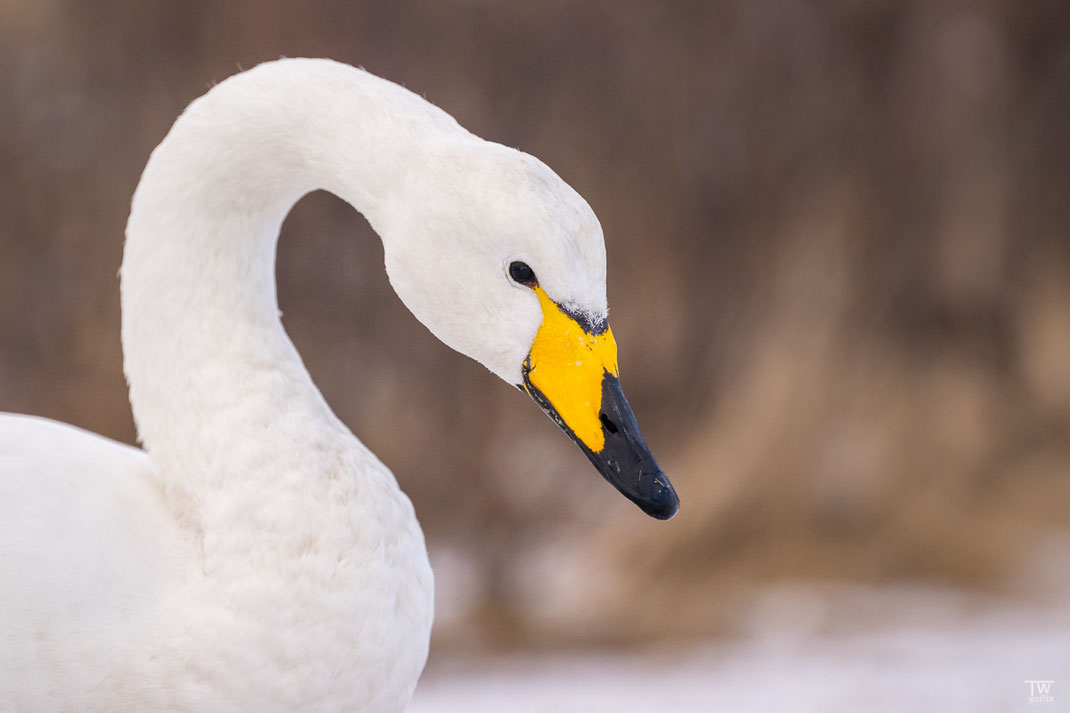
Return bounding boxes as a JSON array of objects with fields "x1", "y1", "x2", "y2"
[{"x1": 120, "y1": 59, "x2": 463, "y2": 496}]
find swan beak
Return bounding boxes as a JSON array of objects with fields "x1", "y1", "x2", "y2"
[{"x1": 520, "y1": 288, "x2": 679, "y2": 520}]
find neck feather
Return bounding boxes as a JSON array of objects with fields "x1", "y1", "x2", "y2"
[{"x1": 121, "y1": 59, "x2": 463, "y2": 507}]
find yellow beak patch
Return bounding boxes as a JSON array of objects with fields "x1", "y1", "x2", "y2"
[{"x1": 523, "y1": 287, "x2": 618, "y2": 452}]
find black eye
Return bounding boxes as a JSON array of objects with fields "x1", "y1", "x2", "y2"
[{"x1": 508, "y1": 261, "x2": 537, "y2": 287}]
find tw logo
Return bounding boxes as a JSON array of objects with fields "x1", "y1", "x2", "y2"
[{"x1": 1025, "y1": 680, "x2": 1055, "y2": 704}]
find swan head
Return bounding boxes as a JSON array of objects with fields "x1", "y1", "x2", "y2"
[{"x1": 375, "y1": 139, "x2": 678, "y2": 520}]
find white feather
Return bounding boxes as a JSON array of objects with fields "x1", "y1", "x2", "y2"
[{"x1": 0, "y1": 58, "x2": 608, "y2": 712}]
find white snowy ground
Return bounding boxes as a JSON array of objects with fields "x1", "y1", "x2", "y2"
[{"x1": 409, "y1": 584, "x2": 1070, "y2": 713}]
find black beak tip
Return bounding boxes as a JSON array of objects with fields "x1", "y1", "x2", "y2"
[
  {"x1": 524, "y1": 369, "x2": 681, "y2": 521},
  {"x1": 636, "y1": 473, "x2": 679, "y2": 521}
]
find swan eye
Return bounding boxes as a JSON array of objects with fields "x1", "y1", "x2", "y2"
[{"x1": 508, "y1": 261, "x2": 537, "y2": 287}]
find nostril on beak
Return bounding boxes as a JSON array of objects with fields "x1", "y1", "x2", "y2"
[{"x1": 599, "y1": 412, "x2": 619, "y2": 434}]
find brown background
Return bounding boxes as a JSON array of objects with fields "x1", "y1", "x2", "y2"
[{"x1": 1, "y1": 0, "x2": 1068, "y2": 650}]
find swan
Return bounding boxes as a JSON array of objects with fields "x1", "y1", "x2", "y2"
[{"x1": 0, "y1": 58, "x2": 678, "y2": 712}]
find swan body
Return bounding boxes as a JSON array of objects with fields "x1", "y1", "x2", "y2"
[{"x1": 0, "y1": 59, "x2": 677, "y2": 711}]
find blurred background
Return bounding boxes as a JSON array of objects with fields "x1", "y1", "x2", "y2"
[{"x1": 2, "y1": 1, "x2": 1068, "y2": 709}]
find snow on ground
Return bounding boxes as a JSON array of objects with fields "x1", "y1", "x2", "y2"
[{"x1": 409, "y1": 584, "x2": 1070, "y2": 713}]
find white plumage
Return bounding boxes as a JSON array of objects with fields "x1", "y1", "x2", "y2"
[{"x1": 0, "y1": 58, "x2": 669, "y2": 712}]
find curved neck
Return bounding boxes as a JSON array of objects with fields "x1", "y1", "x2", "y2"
[{"x1": 121, "y1": 59, "x2": 465, "y2": 504}]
